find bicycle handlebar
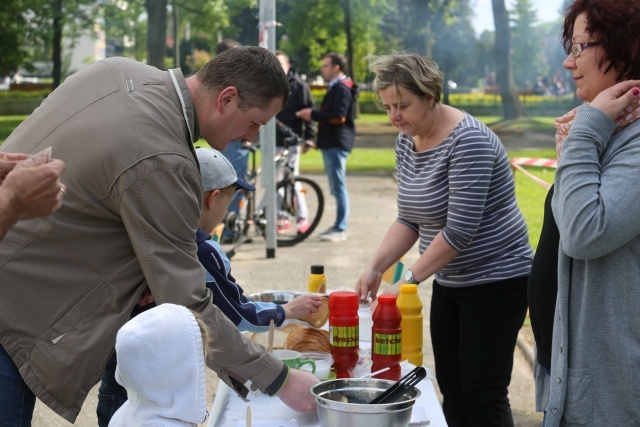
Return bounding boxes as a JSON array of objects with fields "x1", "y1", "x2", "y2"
[
  {"x1": 237, "y1": 120, "x2": 312, "y2": 153},
  {"x1": 276, "y1": 120, "x2": 307, "y2": 147}
]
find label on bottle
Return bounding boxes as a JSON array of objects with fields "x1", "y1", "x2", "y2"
[
  {"x1": 373, "y1": 333, "x2": 402, "y2": 355},
  {"x1": 329, "y1": 326, "x2": 359, "y2": 347}
]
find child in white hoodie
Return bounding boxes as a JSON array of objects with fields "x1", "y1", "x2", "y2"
[{"x1": 108, "y1": 303, "x2": 212, "y2": 426}]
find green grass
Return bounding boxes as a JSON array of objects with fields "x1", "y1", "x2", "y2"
[
  {"x1": 508, "y1": 148, "x2": 556, "y2": 250},
  {"x1": 356, "y1": 113, "x2": 388, "y2": 125},
  {"x1": 0, "y1": 116, "x2": 27, "y2": 142}
]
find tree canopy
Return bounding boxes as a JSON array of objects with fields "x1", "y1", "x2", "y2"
[{"x1": 2, "y1": 0, "x2": 570, "y2": 105}]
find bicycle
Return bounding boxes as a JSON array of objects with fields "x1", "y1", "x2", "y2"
[{"x1": 221, "y1": 121, "x2": 324, "y2": 258}]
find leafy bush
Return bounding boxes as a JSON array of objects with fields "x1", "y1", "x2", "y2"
[{"x1": 0, "y1": 90, "x2": 50, "y2": 100}]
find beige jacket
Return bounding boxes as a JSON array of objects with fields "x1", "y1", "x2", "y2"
[{"x1": 0, "y1": 58, "x2": 284, "y2": 422}]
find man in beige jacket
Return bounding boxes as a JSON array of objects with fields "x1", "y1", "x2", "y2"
[{"x1": 0, "y1": 46, "x2": 318, "y2": 424}]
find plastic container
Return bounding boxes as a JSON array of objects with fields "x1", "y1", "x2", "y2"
[
  {"x1": 358, "y1": 303, "x2": 373, "y2": 342},
  {"x1": 300, "y1": 351, "x2": 334, "y2": 380},
  {"x1": 308, "y1": 265, "x2": 327, "y2": 293},
  {"x1": 396, "y1": 284, "x2": 423, "y2": 367},
  {"x1": 329, "y1": 291, "x2": 359, "y2": 378},
  {"x1": 371, "y1": 295, "x2": 402, "y2": 381}
]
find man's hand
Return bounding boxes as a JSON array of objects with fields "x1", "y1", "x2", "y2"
[
  {"x1": 277, "y1": 368, "x2": 319, "y2": 412},
  {"x1": 302, "y1": 140, "x2": 316, "y2": 154},
  {"x1": 0, "y1": 153, "x2": 29, "y2": 183},
  {"x1": 0, "y1": 158, "x2": 66, "y2": 221},
  {"x1": 283, "y1": 294, "x2": 323, "y2": 320},
  {"x1": 296, "y1": 108, "x2": 312, "y2": 122}
]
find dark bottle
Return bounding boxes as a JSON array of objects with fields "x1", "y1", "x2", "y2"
[
  {"x1": 329, "y1": 291, "x2": 359, "y2": 378},
  {"x1": 371, "y1": 294, "x2": 402, "y2": 381}
]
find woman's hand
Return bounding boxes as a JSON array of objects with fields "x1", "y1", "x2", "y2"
[
  {"x1": 590, "y1": 80, "x2": 640, "y2": 120},
  {"x1": 355, "y1": 267, "x2": 383, "y2": 301}
]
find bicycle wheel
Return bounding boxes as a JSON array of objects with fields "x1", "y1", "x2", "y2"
[{"x1": 276, "y1": 176, "x2": 324, "y2": 247}]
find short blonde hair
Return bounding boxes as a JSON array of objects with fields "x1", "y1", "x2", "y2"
[
  {"x1": 190, "y1": 309, "x2": 215, "y2": 361},
  {"x1": 367, "y1": 53, "x2": 443, "y2": 107}
]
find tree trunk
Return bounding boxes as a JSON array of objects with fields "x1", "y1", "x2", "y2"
[
  {"x1": 145, "y1": 0, "x2": 167, "y2": 69},
  {"x1": 52, "y1": 0, "x2": 62, "y2": 89},
  {"x1": 491, "y1": 0, "x2": 523, "y2": 119},
  {"x1": 173, "y1": 0, "x2": 179, "y2": 68},
  {"x1": 343, "y1": 0, "x2": 354, "y2": 79}
]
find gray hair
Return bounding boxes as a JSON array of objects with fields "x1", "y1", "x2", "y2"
[
  {"x1": 197, "y1": 46, "x2": 289, "y2": 110},
  {"x1": 367, "y1": 53, "x2": 443, "y2": 107}
]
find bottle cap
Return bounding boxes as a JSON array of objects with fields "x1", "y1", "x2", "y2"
[
  {"x1": 311, "y1": 265, "x2": 324, "y2": 274},
  {"x1": 399, "y1": 284, "x2": 418, "y2": 294},
  {"x1": 329, "y1": 291, "x2": 359, "y2": 310},
  {"x1": 376, "y1": 295, "x2": 397, "y2": 305}
]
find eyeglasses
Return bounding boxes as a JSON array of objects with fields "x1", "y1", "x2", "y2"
[{"x1": 570, "y1": 41, "x2": 602, "y2": 58}]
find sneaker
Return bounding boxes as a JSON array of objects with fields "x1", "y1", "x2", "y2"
[
  {"x1": 277, "y1": 218, "x2": 291, "y2": 232},
  {"x1": 319, "y1": 228, "x2": 347, "y2": 242},
  {"x1": 297, "y1": 219, "x2": 311, "y2": 234}
]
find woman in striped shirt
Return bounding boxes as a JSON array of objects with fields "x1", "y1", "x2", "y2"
[{"x1": 356, "y1": 53, "x2": 533, "y2": 427}]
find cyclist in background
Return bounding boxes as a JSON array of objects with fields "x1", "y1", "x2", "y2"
[{"x1": 275, "y1": 50, "x2": 317, "y2": 234}]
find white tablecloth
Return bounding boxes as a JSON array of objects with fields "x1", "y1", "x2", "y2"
[{"x1": 207, "y1": 373, "x2": 447, "y2": 427}]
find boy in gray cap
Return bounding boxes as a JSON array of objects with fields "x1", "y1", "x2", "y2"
[{"x1": 194, "y1": 147, "x2": 323, "y2": 330}]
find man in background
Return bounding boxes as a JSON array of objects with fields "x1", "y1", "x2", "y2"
[{"x1": 297, "y1": 52, "x2": 357, "y2": 242}]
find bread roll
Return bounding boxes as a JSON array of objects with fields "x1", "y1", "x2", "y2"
[
  {"x1": 300, "y1": 298, "x2": 329, "y2": 328},
  {"x1": 281, "y1": 323, "x2": 305, "y2": 334},
  {"x1": 250, "y1": 329, "x2": 289, "y2": 349},
  {"x1": 285, "y1": 327, "x2": 330, "y2": 353}
]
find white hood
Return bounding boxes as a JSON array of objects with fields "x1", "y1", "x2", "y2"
[{"x1": 109, "y1": 304, "x2": 208, "y2": 426}]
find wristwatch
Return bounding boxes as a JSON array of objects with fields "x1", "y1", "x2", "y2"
[{"x1": 403, "y1": 269, "x2": 420, "y2": 285}]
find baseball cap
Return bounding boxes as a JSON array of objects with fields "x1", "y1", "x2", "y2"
[{"x1": 195, "y1": 148, "x2": 255, "y2": 192}]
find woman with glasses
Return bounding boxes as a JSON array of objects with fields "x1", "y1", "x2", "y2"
[
  {"x1": 529, "y1": 0, "x2": 640, "y2": 425},
  {"x1": 358, "y1": 52, "x2": 533, "y2": 426}
]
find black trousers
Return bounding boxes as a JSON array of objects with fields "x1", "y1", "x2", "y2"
[{"x1": 430, "y1": 276, "x2": 528, "y2": 427}]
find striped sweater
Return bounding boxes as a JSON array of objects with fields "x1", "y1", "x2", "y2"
[{"x1": 395, "y1": 113, "x2": 532, "y2": 287}]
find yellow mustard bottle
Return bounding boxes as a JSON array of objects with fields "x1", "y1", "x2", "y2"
[
  {"x1": 396, "y1": 284, "x2": 423, "y2": 366},
  {"x1": 308, "y1": 265, "x2": 326, "y2": 293}
]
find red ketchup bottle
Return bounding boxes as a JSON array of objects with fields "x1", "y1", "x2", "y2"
[
  {"x1": 371, "y1": 294, "x2": 402, "y2": 381},
  {"x1": 329, "y1": 291, "x2": 360, "y2": 378}
]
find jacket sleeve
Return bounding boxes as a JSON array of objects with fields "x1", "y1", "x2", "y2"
[
  {"x1": 119, "y1": 155, "x2": 287, "y2": 397},
  {"x1": 552, "y1": 106, "x2": 640, "y2": 259},
  {"x1": 311, "y1": 84, "x2": 352, "y2": 125},
  {"x1": 200, "y1": 240, "x2": 286, "y2": 332},
  {"x1": 301, "y1": 83, "x2": 317, "y2": 141}
]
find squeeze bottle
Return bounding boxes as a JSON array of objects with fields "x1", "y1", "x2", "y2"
[
  {"x1": 329, "y1": 291, "x2": 359, "y2": 378},
  {"x1": 371, "y1": 294, "x2": 402, "y2": 380},
  {"x1": 396, "y1": 284, "x2": 423, "y2": 366},
  {"x1": 307, "y1": 265, "x2": 326, "y2": 293}
]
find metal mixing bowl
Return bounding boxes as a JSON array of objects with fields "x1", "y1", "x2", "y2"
[
  {"x1": 310, "y1": 378, "x2": 420, "y2": 427},
  {"x1": 247, "y1": 291, "x2": 301, "y2": 305}
]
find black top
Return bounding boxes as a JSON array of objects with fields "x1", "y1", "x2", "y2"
[
  {"x1": 276, "y1": 70, "x2": 316, "y2": 147},
  {"x1": 527, "y1": 184, "x2": 560, "y2": 370}
]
